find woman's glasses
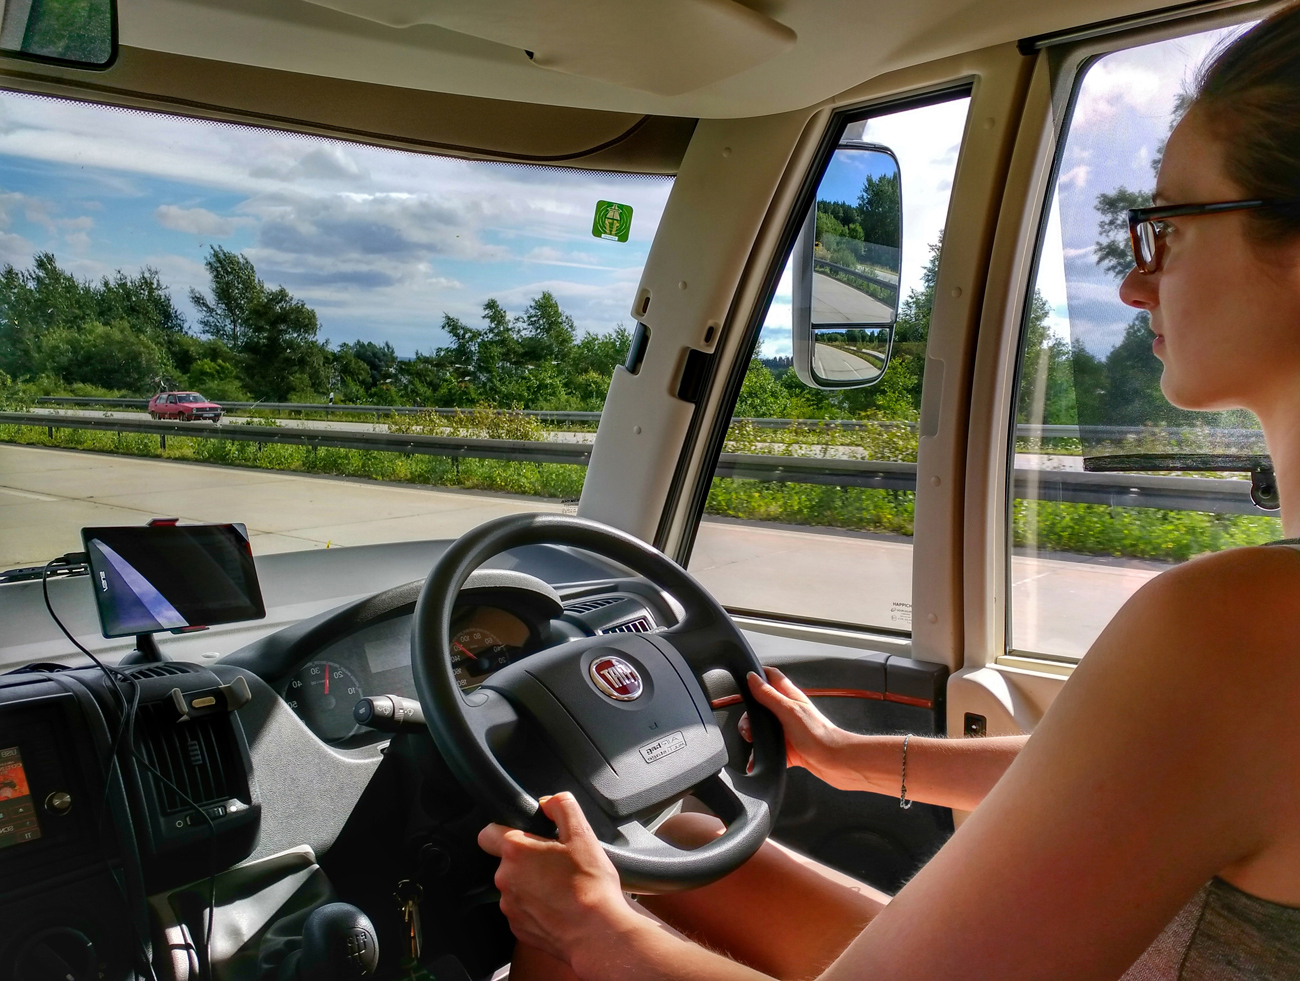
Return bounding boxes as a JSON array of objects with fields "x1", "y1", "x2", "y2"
[{"x1": 1128, "y1": 198, "x2": 1300, "y2": 274}]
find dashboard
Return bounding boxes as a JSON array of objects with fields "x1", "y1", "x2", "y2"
[
  {"x1": 223, "y1": 562, "x2": 680, "y2": 747},
  {"x1": 0, "y1": 539, "x2": 686, "y2": 981}
]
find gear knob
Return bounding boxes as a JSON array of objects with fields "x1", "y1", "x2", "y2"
[{"x1": 294, "y1": 903, "x2": 379, "y2": 981}]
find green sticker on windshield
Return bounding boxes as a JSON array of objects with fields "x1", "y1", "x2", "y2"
[{"x1": 592, "y1": 200, "x2": 633, "y2": 242}]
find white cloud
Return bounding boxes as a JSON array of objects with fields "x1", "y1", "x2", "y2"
[
  {"x1": 0, "y1": 229, "x2": 32, "y2": 266},
  {"x1": 250, "y1": 146, "x2": 369, "y2": 182},
  {"x1": 155, "y1": 204, "x2": 246, "y2": 236},
  {"x1": 1058, "y1": 165, "x2": 1090, "y2": 190},
  {"x1": 524, "y1": 245, "x2": 605, "y2": 267}
]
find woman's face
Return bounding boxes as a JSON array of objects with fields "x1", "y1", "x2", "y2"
[{"x1": 1119, "y1": 108, "x2": 1300, "y2": 414}]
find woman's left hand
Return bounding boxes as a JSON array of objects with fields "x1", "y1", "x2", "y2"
[{"x1": 478, "y1": 792, "x2": 642, "y2": 968}]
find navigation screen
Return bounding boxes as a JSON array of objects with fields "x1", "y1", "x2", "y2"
[
  {"x1": 0, "y1": 747, "x2": 41, "y2": 849},
  {"x1": 82, "y1": 523, "x2": 266, "y2": 638}
]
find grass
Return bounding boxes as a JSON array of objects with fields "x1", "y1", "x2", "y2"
[
  {"x1": 0, "y1": 422, "x2": 1281, "y2": 562},
  {"x1": 1012, "y1": 499, "x2": 1280, "y2": 562},
  {"x1": 0, "y1": 423, "x2": 587, "y2": 500}
]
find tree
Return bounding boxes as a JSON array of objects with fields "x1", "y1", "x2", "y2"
[
  {"x1": 37, "y1": 320, "x2": 168, "y2": 392},
  {"x1": 1016, "y1": 291, "x2": 1076, "y2": 425},
  {"x1": 519, "y1": 292, "x2": 576, "y2": 364},
  {"x1": 0, "y1": 252, "x2": 97, "y2": 378},
  {"x1": 239, "y1": 287, "x2": 327, "y2": 400},
  {"x1": 189, "y1": 246, "x2": 262, "y2": 349},
  {"x1": 336, "y1": 340, "x2": 398, "y2": 391},
  {"x1": 98, "y1": 268, "x2": 187, "y2": 337},
  {"x1": 816, "y1": 205, "x2": 863, "y2": 243},
  {"x1": 893, "y1": 233, "x2": 942, "y2": 347},
  {"x1": 856, "y1": 172, "x2": 901, "y2": 249}
]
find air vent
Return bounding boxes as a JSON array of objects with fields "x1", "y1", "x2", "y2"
[
  {"x1": 126, "y1": 663, "x2": 194, "y2": 680},
  {"x1": 135, "y1": 704, "x2": 242, "y2": 814},
  {"x1": 563, "y1": 597, "x2": 623, "y2": 615},
  {"x1": 601, "y1": 616, "x2": 654, "y2": 635}
]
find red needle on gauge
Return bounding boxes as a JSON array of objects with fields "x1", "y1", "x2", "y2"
[
  {"x1": 323, "y1": 663, "x2": 329, "y2": 695},
  {"x1": 454, "y1": 641, "x2": 475, "y2": 658}
]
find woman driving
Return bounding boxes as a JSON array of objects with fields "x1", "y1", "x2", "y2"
[{"x1": 479, "y1": 7, "x2": 1300, "y2": 978}]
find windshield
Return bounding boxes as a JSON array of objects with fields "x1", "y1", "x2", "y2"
[{"x1": 0, "y1": 93, "x2": 673, "y2": 573}]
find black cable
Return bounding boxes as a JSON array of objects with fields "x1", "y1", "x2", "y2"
[
  {"x1": 42, "y1": 559, "x2": 161, "y2": 981},
  {"x1": 42, "y1": 558, "x2": 220, "y2": 981}
]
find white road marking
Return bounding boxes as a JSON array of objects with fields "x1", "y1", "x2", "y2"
[{"x1": 0, "y1": 487, "x2": 58, "y2": 502}]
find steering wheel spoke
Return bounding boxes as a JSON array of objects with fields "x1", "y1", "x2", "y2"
[
  {"x1": 613, "y1": 818, "x2": 687, "y2": 858},
  {"x1": 461, "y1": 687, "x2": 520, "y2": 751},
  {"x1": 692, "y1": 769, "x2": 771, "y2": 827}
]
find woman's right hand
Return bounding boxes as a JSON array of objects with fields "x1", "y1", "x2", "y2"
[{"x1": 739, "y1": 667, "x2": 860, "y2": 787}]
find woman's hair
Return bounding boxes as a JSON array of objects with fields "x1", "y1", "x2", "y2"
[{"x1": 1192, "y1": 2, "x2": 1300, "y2": 244}]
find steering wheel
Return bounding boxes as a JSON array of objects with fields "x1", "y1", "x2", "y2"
[{"x1": 411, "y1": 513, "x2": 786, "y2": 894}]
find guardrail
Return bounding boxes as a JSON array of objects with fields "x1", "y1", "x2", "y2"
[
  {"x1": 812, "y1": 258, "x2": 900, "y2": 306},
  {"x1": 26, "y1": 398, "x2": 1274, "y2": 444},
  {"x1": 1, "y1": 411, "x2": 1268, "y2": 516},
  {"x1": 32, "y1": 396, "x2": 603, "y2": 424}
]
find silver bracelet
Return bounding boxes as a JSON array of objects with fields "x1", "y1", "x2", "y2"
[{"x1": 899, "y1": 733, "x2": 913, "y2": 810}]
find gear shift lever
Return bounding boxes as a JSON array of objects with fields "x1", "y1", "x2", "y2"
[{"x1": 279, "y1": 903, "x2": 379, "y2": 981}]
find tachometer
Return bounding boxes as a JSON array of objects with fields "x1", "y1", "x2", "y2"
[{"x1": 285, "y1": 660, "x2": 364, "y2": 742}]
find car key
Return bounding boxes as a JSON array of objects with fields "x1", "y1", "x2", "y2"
[{"x1": 395, "y1": 879, "x2": 424, "y2": 963}]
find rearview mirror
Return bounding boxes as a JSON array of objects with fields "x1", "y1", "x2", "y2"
[
  {"x1": 792, "y1": 142, "x2": 902, "y2": 389},
  {"x1": 1, "y1": 0, "x2": 115, "y2": 67}
]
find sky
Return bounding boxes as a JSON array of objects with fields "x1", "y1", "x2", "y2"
[
  {"x1": 0, "y1": 23, "x2": 1245, "y2": 366},
  {"x1": 0, "y1": 91, "x2": 673, "y2": 356},
  {"x1": 0, "y1": 86, "x2": 968, "y2": 363},
  {"x1": 1034, "y1": 22, "x2": 1251, "y2": 355}
]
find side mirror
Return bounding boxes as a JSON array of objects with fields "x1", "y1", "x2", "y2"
[
  {"x1": 792, "y1": 142, "x2": 902, "y2": 389},
  {"x1": 0, "y1": 0, "x2": 115, "y2": 68}
]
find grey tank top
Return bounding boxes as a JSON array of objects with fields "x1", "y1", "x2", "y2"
[
  {"x1": 1120, "y1": 877, "x2": 1300, "y2": 979},
  {"x1": 1122, "y1": 540, "x2": 1300, "y2": 978}
]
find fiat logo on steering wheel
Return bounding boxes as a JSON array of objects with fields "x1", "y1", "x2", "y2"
[{"x1": 590, "y1": 656, "x2": 643, "y2": 701}]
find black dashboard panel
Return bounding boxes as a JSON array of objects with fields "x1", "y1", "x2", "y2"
[{"x1": 223, "y1": 551, "x2": 677, "y2": 746}]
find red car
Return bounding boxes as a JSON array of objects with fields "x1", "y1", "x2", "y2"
[{"x1": 148, "y1": 391, "x2": 223, "y2": 422}]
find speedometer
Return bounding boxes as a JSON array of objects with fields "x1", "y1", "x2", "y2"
[{"x1": 285, "y1": 660, "x2": 364, "y2": 742}]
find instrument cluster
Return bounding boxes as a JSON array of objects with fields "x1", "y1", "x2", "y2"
[{"x1": 280, "y1": 604, "x2": 536, "y2": 743}]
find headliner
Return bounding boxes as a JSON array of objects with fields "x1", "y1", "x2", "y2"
[{"x1": 122, "y1": 0, "x2": 1186, "y2": 119}]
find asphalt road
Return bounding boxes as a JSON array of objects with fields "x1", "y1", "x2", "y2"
[
  {"x1": 811, "y1": 343, "x2": 884, "y2": 384},
  {"x1": 0, "y1": 444, "x2": 1159, "y2": 657},
  {"x1": 812, "y1": 271, "x2": 894, "y2": 323}
]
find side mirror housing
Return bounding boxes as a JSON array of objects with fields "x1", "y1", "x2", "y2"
[
  {"x1": 792, "y1": 142, "x2": 902, "y2": 390},
  {"x1": 0, "y1": 0, "x2": 115, "y2": 68}
]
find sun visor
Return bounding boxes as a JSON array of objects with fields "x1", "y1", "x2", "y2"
[{"x1": 301, "y1": 0, "x2": 796, "y2": 96}]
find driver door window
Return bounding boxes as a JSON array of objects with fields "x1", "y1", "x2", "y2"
[
  {"x1": 1008, "y1": 20, "x2": 1279, "y2": 663},
  {"x1": 687, "y1": 92, "x2": 971, "y2": 632}
]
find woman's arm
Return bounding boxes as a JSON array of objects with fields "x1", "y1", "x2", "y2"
[
  {"x1": 486, "y1": 548, "x2": 1300, "y2": 981},
  {"x1": 479, "y1": 794, "x2": 769, "y2": 981},
  {"x1": 744, "y1": 668, "x2": 1027, "y2": 812},
  {"x1": 816, "y1": 547, "x2": 1300, "y2": 980}
]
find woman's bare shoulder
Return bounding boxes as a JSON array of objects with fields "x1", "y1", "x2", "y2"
[{"x1": 1084, "y1": 543, "x2": 1300, "y2": 689}]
